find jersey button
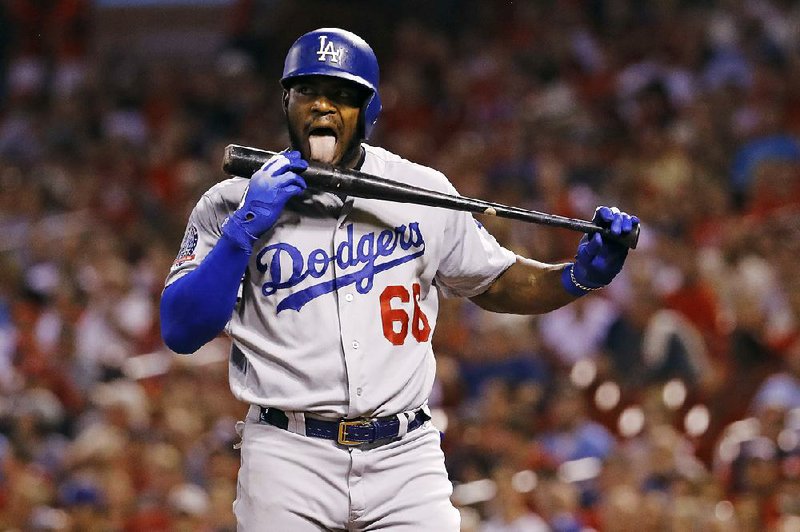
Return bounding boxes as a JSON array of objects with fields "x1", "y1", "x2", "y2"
[
  {"x1": 356, "y1": 387, "x2": 363, "y2": 396},
  {"x1": 352, "y1": 341, "x2": 360, "y2": 349},
  {"x1": 345, "y1": 294, "x2": 354, "y2": 302}
]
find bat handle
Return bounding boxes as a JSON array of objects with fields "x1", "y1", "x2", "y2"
[{"x1": 545, "y1": 212, "x2": 639, "y2": 249}]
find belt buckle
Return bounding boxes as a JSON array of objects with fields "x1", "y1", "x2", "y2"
[{"x1": 337, "y1": 419, "x2": 372, "y2": 446}]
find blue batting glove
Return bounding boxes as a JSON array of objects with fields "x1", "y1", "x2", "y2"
[
  {"x1": 222, "y1": 150, "x2": 308, "y2": 250},
  {"x1": 561, "y1": 206, "x2": 640, "y2": 297}
]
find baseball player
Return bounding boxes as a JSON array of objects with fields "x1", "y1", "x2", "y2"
[{"x1": 160, "y1": 28, "x2": 638, "y2": 531}]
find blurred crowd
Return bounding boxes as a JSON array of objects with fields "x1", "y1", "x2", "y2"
[{"x1": 1, "y1": 0, "x2": 800, "y2": 530}]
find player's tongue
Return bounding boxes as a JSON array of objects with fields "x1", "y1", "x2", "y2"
[{"x1": 309, "y1": 134, "x2": 336, "y2": 164}]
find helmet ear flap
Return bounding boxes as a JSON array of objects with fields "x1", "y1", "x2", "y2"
[{"x1": 362, "y1": 91, "x2": 382, "y2": 139}]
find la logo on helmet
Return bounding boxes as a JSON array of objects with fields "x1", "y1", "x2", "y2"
[{"x1": 316, "y1": 35, "x2": 344, "y2": 64}]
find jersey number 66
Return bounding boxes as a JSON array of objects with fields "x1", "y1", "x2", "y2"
[{"x1": 379, "y1": 283, "x2": 431, "y2": 346}]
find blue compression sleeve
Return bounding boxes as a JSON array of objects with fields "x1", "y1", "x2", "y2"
[{"x1": 160, "y1": 234, "x2": 251, "y2": 354}]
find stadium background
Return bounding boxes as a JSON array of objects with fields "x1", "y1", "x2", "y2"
[{"x1": 1, "y1": 0, "x2": 800, "y2": 530}]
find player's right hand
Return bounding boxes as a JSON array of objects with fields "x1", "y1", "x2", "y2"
[
  {"x1": 561, "y1": 206, "x2": 639, "y2": 296},
  {"x1": 222, "y1": 150, "x2": 308, "y2": 248}
]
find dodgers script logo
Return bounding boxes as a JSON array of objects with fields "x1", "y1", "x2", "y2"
[
  {"x1": 256, "y1": 222, "x2": 425, "y2": 313},
  {"x1": 316, "y1": 35, "x2": 344, "y2": 64}
]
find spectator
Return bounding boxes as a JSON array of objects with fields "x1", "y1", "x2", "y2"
[{"x1": 480, "y1": 464, "x2": 548, "y2": 532}]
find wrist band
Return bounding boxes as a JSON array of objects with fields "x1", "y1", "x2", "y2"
[
  {"x1": 561, "y1": 263, "x2": 603, "y2": 297},
  {"x1": 221, "y1": 214, "x2": 258, "y2": 252},
  {"x1": 570, "y1": 264, "x2": 604, "y2": 292}
]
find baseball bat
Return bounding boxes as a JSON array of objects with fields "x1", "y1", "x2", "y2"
[{"x1": 222, "y1": 144, "x2": 639, "y2": 249}]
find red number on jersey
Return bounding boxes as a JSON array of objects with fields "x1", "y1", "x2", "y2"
[
  {"x1": 379, "y1": 285, "x2": 410, "y2": 346},
  {"x1": 411, "y1": 283, "x2": 431, "y2": 342},
  {"x1": 379, "y1": 283, "x2": 430, "y2": 345}
]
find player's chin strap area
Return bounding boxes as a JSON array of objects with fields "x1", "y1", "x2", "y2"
[{"x1": 253, "y1": 405, "x2": 431, "y2": 446}]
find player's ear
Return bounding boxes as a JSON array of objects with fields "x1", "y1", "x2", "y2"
[{"x1": 282, "y1": 89, "x2": 290, "y2": 113}]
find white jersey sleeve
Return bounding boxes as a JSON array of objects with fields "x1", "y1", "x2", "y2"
[
  {"x1": 433, "y1": 181, "x2": 516, "y2": 298},
  {"x1": 165, "y1": 178, "x2": 247, "y2": 286}
]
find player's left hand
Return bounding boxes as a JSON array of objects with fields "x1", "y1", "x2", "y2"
[{"x1": 561, "y1": 206, "x2": 639, "y2": 296}]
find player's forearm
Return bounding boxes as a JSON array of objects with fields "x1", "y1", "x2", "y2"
[
  {"x1": 470, "y1": 257, "x2": 578, "y2": 314},
  {"x1": 160, "y1": 234, "x2": 251, "y2": 354}
]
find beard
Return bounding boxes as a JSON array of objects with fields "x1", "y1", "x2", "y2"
[{"x1": 286, "y1": 115, "x2": 363, "y2": 168}]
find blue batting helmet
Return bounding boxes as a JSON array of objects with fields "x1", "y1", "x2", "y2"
[{"x1": 281, "y1": 28, "x2": 381, "y2": 139}]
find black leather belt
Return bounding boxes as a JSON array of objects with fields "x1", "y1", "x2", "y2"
[{"x1": 259, "y1": 407, "x2": 430, "y2": 446}]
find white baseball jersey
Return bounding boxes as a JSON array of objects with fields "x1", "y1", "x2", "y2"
[{"x1": 166, "y1": 144, "x2": 516, "y2": 418}]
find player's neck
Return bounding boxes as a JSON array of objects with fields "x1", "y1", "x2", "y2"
[{"x1": 341, "y1": 145, "x2": 365, "y2": 170}]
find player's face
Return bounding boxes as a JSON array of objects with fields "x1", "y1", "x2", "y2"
[{"x1": 284, "y1": 76, "x2": 367, "y2": 168}]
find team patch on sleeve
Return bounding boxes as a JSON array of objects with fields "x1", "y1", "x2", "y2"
[{"x1": 174, "y1": 225, "x2": 198, "y2": 265}]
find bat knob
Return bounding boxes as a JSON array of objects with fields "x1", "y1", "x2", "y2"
[{"x1": 614, "y1": 224, "x2": 640, "y2": 249}]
